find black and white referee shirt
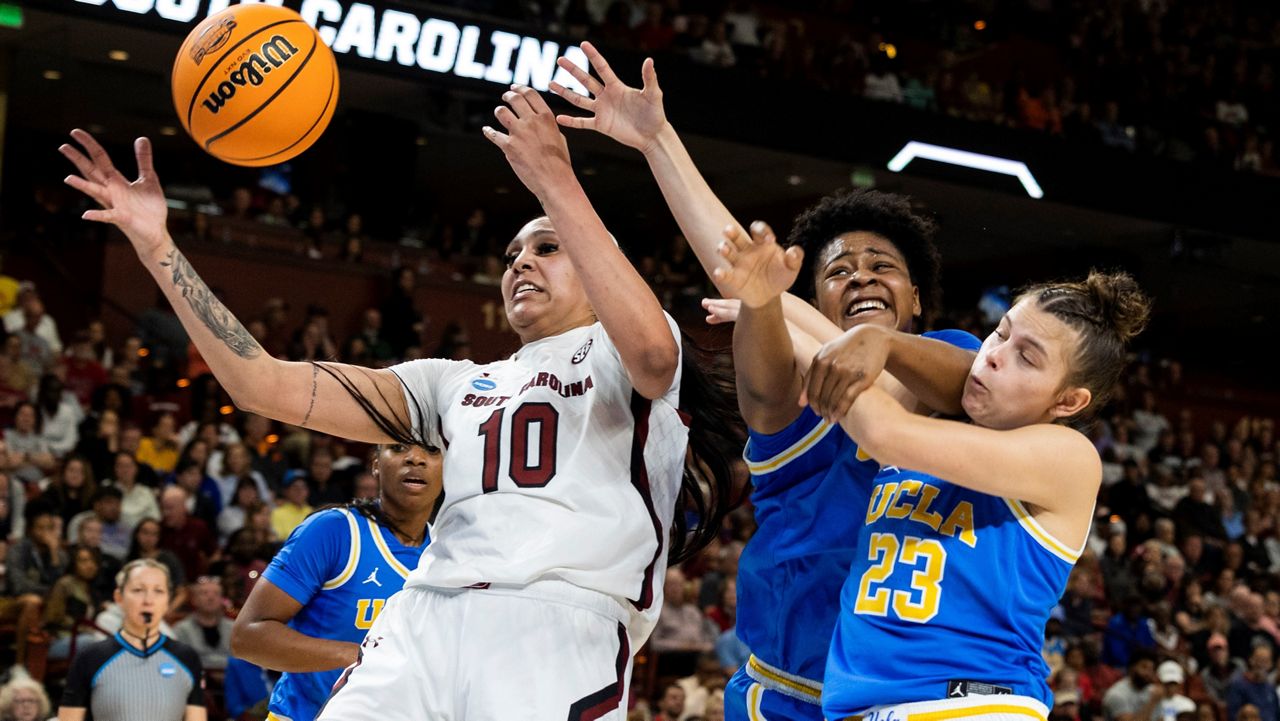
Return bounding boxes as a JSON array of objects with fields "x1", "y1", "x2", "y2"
[{"x1": 61, "y1": 632, "x2": 204, "y2": 721}]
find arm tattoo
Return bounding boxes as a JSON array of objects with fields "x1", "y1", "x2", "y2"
[
  {"x1": 301, "y1": 362, "x2": 320, "y2": 426},
  {"x1": 159, "y1": 249, "x2": 263, "y2": 359}
]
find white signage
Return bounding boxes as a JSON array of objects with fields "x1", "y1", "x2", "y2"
[{"x1": 71, "y1": 0, "x2": 591, "y2": 94}]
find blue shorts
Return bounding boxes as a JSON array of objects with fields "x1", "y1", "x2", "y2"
[{"x1": 725, "y1": 665, "x2": 824, "y2": 721}]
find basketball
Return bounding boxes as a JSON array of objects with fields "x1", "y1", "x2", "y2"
[{"x1": 171, "y1": 4, "x2": 338, "y2": 167}]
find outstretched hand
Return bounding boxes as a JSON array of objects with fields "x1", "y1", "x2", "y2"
[
  {"x1": 711, "y1": 221, "x2": 803, "y2": 309},
  {"x1": 483, "y1": 84, "x2": 574, "y2": 201},
  {"x1": 60, "y1": 129, "x2": 168, "y2": 257},
  {"x1": 550, "y1": 42, "x2": 668, "y2": 153}
]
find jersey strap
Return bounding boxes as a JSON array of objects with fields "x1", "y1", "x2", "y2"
[
  {"x1": 744, "y1": 654, "x2": 822, "y2": 705},
  {"x1": 365, "y1": 515, "x2": 412, "y2": 579},
  {"x1": 1000, "y1": 499, "x2": 1083, "y2": 564},
  {"x1": 321, "y1": 510, "x2": 361, "y2": 590}
]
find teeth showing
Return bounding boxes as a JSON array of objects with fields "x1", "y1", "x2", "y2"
[
  {"x1": 513, "y1": 282, "x2": 540, "y2": 298},
  {"x1": 847, "y1": 299, "x2": 887, "y2": 315}
]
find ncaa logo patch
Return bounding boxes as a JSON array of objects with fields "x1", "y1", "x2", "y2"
[
  {"x1": 572, "y1": 339, "x2": 593, "y2": 364},
  {"x1": 471, "y1": 378, "x2": 497, "y2": 391},
  {"x1": 159, "y1": 662, "x2": 178, "y2": 679}
]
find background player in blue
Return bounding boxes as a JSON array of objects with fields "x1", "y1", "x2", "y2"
[
  {"x1": 714, "y1": 224, "x2": 1151, "y2": 721},
  {"x1": 230, "y1": 442, "x2": 442, "y2": 721},
  {"x1": 549, "y1": 44, "x2": 978, "y2": 719}
]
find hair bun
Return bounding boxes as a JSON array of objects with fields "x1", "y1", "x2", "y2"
[{"x1": 1085, "y1": 270, "x2": 1151, "y2": 344}]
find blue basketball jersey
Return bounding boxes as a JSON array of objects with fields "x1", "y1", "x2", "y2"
[
  {"x1": 822, "y1": 463, "x2": 1080, "y2": 718},
  {"x1": 735, "y1": 329, "x2": 981, "y2": 695},
  {"x1": 263, "y1": 507, "x2": 428, "y2": 721},
  {"x1": 737, "y1": 406, "x2": 872, "y2": 688}
]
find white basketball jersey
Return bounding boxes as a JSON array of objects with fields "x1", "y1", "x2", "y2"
[{"x1": 389, "y1": 314, "x2": 688, "y2": 644}]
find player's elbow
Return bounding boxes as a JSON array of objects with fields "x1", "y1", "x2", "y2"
[
  {"x1": 631, "y1": 343, "x2": 679, "y2": 400},
  {"x1": 224, "y1": 359, "x2": 287, "y2": 418},
  {"x1": 228, "y1": 618, "x2": 258, "y2": 661}
]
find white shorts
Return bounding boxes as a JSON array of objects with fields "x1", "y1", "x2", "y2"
[
  {"x1": 856, "y1": 694, "x2": 1050, "y2": 721},
  {"x1": 315, "y1": 580, "x2": 634, "y2": 721}
]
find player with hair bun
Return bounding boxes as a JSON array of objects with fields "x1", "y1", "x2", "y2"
[{"x1": 712, "y1": 218, "x2": 1150, "y2": 721}]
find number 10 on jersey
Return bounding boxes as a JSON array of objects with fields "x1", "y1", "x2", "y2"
[{"x1": 477, "y1": 402, "x2": 560, "y2": 492}]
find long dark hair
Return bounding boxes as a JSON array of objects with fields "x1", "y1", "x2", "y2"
[
  {"x1": 315, "y1": 337, "x2": 743, "y2": 563},
  {"x1": 669, "y1": 332, "x2": 746, "y2": 562}
]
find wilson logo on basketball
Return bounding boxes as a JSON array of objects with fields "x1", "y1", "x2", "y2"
[
  {"x1": 189, "y1": 17, "x2": 236, "y2": 66},
  {"x1": 201, "y1": 35, "x2": 300, "y2": 115}
]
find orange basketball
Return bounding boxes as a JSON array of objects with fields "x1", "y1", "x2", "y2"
[{"x1": 171, "y1": 4, "x2": 339, "y2": 167}]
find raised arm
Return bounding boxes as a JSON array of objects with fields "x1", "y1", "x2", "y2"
[
  {"x1": 230, "y1": 577, "x2": 358, "y2": 673},
  {"x1": 482, "y1": 87, "x2": 676, "y2": 399},
  {"x1": 552, "y1": 43, "x2": 739, "y2": 287},
  {"x1": 708, "y1": 221, "x2": 812, "y2": 432},
  {"x1": 840, "y1": 386, "x2": 1101, "y2": 520},
  {"x1": 60, "y1": 131, "x2": 409, "y2": 443}
]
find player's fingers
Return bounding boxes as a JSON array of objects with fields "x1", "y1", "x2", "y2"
[
  {"x1": 716, "y1": 240, "x2": 740, "y2": 264},
  {"x1": 832, "y1": 381, "x2": 868, "y2": 421},
  {"x1": 494, "y1": 105, "x2": 519, "y2": 131},
  {"x1": 808, "y1": 357, "x2": 841, "y2": 419},
  {"x1": 513, "y1": 85, "x2": 553, "y2": 115},
  {"x1": 63, "y1": 175, "x2": 110, "y2": 206},
  {"x1": 701, "y1": 299, "x2": 738, "y2": 324},
  {"x1": 81, "y1": 208, "x2": 117, "y2": 224},
  {"x1": 711, "y1": 266, "x2": 735, "y2": 288},
  {"x1": 641, "y1": 57, "x2": 661, "y2": 94},
  {"x1": 556, "y1": 114, "x2": 597, "y2": 131},
  {"x1": 502, "y1": 90, "x2": 535, "y2": 120},
  {"x1": 134, "y1": 137, "x2": 156, "y2": 179},
  {"x1": 722, "y1": 223, "x2": 750, "y2": 251},
  {"x1": 580, "y1": 41, "x2": 621, "y2": 86},
  {"x1": 70, "y1": 128, "x2": 122, "y2": 180},
  {"x1": 59, "y1": 143, "x2": 99, "y2": 182},
  {"x1": 556, "y1": 57, "x2": 602, "y2": 96},
  {"x1": 784, "y1": 245, "x2": 805, "y2": 270},
  {"x1": 749, "y1": 220, "x2": 777, "y2": 245},
  {"x1": 481, "y1": 126, "x2": 510, "y2": 148},
  {"x1": 549, "y1": 81, "x2": 594, "y2": 109}
]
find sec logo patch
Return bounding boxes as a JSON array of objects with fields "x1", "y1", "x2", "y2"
[{"x1": 572, "y1": 339, "x2": 593, "y2": 364}]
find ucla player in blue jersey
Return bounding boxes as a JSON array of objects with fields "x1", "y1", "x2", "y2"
[
  {"x1": 714, "y1": 222, "x2": 1151, "y2": 721},
  {"x1": 230, "y1": 442, "x2": 442, "y2": 721},
  {"x1": 549, "y1": 44, "x2": 978, "y2": 719}
]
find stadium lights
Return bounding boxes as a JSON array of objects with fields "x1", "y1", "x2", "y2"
[{"x1": 887, "y1": 141, "x2": 1044, "y2": 199}]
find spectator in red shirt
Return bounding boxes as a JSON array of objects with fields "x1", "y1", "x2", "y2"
[
  {"x1": 158, "y1": 485, "x2": 216, "y2": 582},
  {"x1": 63, "y1": 329, "x2": 108, "y2": 408}
]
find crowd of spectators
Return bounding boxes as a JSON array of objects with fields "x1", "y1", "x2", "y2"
[
  {"x1": 449, "y1": 0, "x2": 1280, "y2": 176},
  {"x1": 0, "y1": 258, "x2": 448, "y2": 717}
]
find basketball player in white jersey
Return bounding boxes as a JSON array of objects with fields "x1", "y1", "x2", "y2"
[{"x1": 59, "y1": 82, "x2": 740, "y2": 719}]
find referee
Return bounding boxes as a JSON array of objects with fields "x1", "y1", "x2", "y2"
[{"x1": 58, "y1": 558, "x2": 206, "y2": 721}]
